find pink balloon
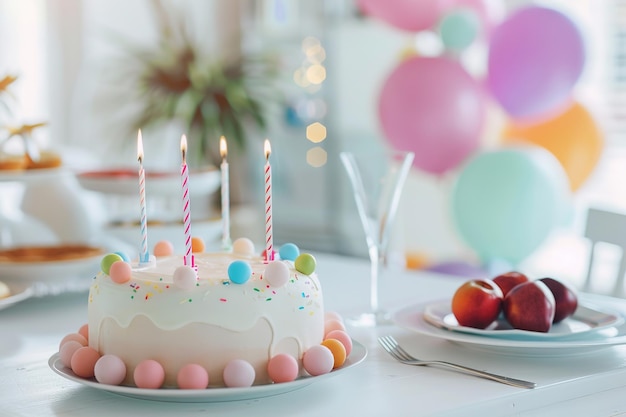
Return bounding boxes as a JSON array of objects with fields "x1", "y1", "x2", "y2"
[
  {"x1": 378, "y1": 56, "x2": 486, "y2": 175},
  {"x1": 487, "y1": 6, "x2": 585, "y2": 121},
  {"x1": 357, "y1": 0, "x2": 452, "y2": 32}
]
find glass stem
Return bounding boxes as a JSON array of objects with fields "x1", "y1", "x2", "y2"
[{"x1": 369, "y1": 245, "x2": 380, "y2": 313}]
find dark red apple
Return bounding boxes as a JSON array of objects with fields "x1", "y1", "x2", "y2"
[
  {"x1": 451, "y1": 279, "x2": 503, "y2": 329},
  {"x1": 492, "y1": 271, "x2": 530, "y2": 297},
  {"x1": 538, "y1": 277, "x2": 578, "y2": 323},
  {"x1": 503, "y1": 280, "x2": 556, "y2": 332}
]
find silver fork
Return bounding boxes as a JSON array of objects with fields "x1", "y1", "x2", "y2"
[{"x1": 378, "y1": 335, "x2": 536, "y2": 389}]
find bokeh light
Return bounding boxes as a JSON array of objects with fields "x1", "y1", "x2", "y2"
[
  {"x1": 306, "y1": 147, "x2": 327, "y2": 167},
  {"x1": 306, "y1": 122, "x2": 327, "y2": 143}
]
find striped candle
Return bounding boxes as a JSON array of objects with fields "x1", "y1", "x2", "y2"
[
  {"x1": 220, "y1": 136, "x2": 231, "y2": 251},
  {"x1": 137, "y1": 130, "x2": 149, "y2": 263},
  {"x1": 264, "y1": 139, "x2": 273, "y2": 261},
  {"x1": 180, "y1": 135, "x2": 195, "y2": 268}
]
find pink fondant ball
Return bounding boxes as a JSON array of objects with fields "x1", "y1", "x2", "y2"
[
  {"x1": 324, "y1": 311, "x2": 344, "y2": 323},
  {"x1": 232, "y1": 237, "x2": 255, "y2": 256},
  {"x1": 59, "y1": 333, "x2": 87, "y2": 350},
  {"x1": 101, "y1": 253, "x2": 123, "y2": 274},
  {"x1": 59, "y1": 340, "x2": 83, "y2": 368},
  {"x1": 109, "y1": 261, "x2": 132, "y2": 284},
  {"x1": 177, "y1": 364, "x2": 209, "y2": 389},
  {"x1": 264, "y1": 261, "x2": 290, "y2": 288},
  {"x1": 134, "y1": 359, "x2": 165, "y2": 389},
  {"x1": 94, "y1": 354, "x2": 127, "y2": 385},
  {"x1": 173, "y1": 265, "x2": 198, "y2": 290},
  {"x1": 153, "y1": 240, "x2": 174, "y2": 257},
  {"x1": 267, "y1": 353, "x2": 299, "y2": 383},
  {"x1": 324, "y1": 319, "x2": 346, "y2": 337},
  {"x1": 223, "y1": 359, "x2": 255, "y2": 388},
  {"x1": 78, "y1": 324, "x2": 89, "y2": 341},
  {"x1": 302, "y1": 345, "x2": 334, "y2": 376},
  {"x1": 325, "y1": 329, "x2": 353, "y2": 357},
  {"x1": 70, "y1": 346, "x2": 101, "y2": 378}
]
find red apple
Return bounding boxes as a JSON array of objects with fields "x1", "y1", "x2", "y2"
[
  {"x1": 492, "y1": 271, "x2": 530, "y2": 297},
  {"x1": 503, "y1": 281, "x2": 556, "y2": 333},
  {"x1": 451, "y1": 279, "x2": 503, "y2": 329},
  {"x1": 538, "y1": 277, "x2": 578, "y2": 323}
]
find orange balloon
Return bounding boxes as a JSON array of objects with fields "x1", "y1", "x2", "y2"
[{"x1": 502, "y1": 101, "x2": 603, "y2": 191}]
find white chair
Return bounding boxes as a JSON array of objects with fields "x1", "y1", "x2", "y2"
[{"x1": 583, "y1": 207, "x2": 626, "y2": 297}]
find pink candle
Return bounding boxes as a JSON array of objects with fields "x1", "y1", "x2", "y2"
[
  {"x1": 220, "y1": 136, "x2": 231, "y2": 251},
  {"x1": 264, "y1": 139, "x2": 273, "y2": 261},
  {"x1": 137, "y1": 130, "x2": 149, "y2": 264},
  {"x1": 180, "y1": 135, "x2": 195, "y2": 268}
]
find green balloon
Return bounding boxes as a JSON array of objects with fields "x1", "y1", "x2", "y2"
[
  {"x1": 295, "y1": 253, "x2": 316, "y2": 275},
  {"x1": 101, "y1": 253, "x2": 123, "y2": 275},
  {"x1": 451, "y1": 147, "x2": 569, "y2": 265},
  {"x1": 439, "y1": 8, "x2": 480, "y2": 51}
]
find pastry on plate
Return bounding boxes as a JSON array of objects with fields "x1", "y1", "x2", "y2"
[
  {"x1": 26, "y1": 150, "x2": 63, "y2": 170},
  {"x1": 0, "y1": 153, "x2": 28, "y2": 171},
  {"x1": 0, "y1": 244, "x2": 103, "y2": 263}
]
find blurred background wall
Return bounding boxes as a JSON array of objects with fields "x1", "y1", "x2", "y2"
[{"x1": 1, "y1": 0, "x2": 625, "y2": 289}]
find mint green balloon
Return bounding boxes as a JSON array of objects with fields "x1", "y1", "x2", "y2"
[
  {"x1": 439, "y1": 8, "x2": 480, "y2": 51},
  {"x1": 451, "y1": 147, "x2": 569, "y2": 265}
]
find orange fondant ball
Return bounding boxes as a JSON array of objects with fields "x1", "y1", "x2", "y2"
[
  {"x1": 78, "y1": 324, "x2": 89, "y2": 341},
  {"x1": 70, "y1": 346, "x2": 101, "y2": 378},
  {"x1": 192, "y1": 237, "x2": 205, "y2": 253},
  {"x1": 325, "y1": 329, "x2": 353, "y2": 357},
  {"x1": 153, "y1": 240, "x2": 174, "y2": 257},
  {"x1": 321, "y1": 338, "x2": 347, "y2": 369}
]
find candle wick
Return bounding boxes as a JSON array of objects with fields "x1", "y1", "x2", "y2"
[{"x1": 182, "y1": 149, "x2": 186, "y2": 165}]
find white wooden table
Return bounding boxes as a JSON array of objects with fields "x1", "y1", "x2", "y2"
[{"x1": 2, "y1": 253, "x2": 626, "y2": 416}]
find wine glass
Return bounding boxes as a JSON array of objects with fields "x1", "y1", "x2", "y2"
[{"x1": 340, "y1": 149, "x2": 414, "y2": 327}]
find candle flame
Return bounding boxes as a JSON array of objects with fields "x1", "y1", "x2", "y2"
[
  {"x1": 220, "y1": 136, "x2": 227, "y2": 160},
  {"x1": 264, "y1": 139, "x2": 271, "y2": 160},
  {"x1": 180, "y1": 134, "x2": 187, "y2": 164},
  {"x1": 137, "y1": 129, "x2": 144, "y2": 164}
]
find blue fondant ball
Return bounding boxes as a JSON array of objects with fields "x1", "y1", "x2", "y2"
[
  {"x1": 279, "y1": 243, "x2": 300, "y2": 261},
  {"x1": 228, "y1": 260, "x2": 252, "y2": 284}
]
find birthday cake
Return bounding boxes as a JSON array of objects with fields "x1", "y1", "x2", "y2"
[{"x1": 57, "y1": 238, "x2": 352, "y2": 389}]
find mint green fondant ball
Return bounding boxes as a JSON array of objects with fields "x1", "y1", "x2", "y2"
[
  {"x1": 295, "y1": 253, "x2": 316, "y2": 275},
  {"x1": 101, "y1": 253, "x2": 123, "y2": 275}
]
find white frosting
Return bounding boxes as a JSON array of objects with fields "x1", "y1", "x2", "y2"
[{"x1": 88, "y1": 253, "x2": 325, "y2": 387}]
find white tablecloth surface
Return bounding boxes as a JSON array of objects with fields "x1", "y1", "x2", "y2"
[{"x1": 2, "y1": 253, "x2": 626, "y2": 416}]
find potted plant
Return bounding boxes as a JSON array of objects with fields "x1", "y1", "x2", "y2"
[{"x1": 101, "y1": 0, "x2": 279, "y2": 168}]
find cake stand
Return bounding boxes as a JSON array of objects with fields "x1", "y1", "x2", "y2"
[{"x1": 75, "y1": 167, "x2": 222, "y2": 254}]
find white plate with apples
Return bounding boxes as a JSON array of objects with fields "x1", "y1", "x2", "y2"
[
  {"x1": 392, "y1": 298, "x2": 626, "y2": 356},
  {"x1": 422, "y1": 301, "x2": 624, "y2": 340}
]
